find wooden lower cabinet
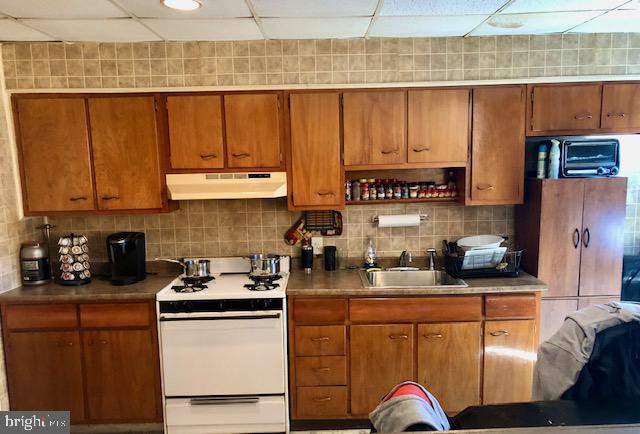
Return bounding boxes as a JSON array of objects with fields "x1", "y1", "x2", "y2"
[
  {"x1": 2, "y1": 302, "x2": 161, "y2": 424},
  {"x1": 350, "y1": 324, "x2": 414, "y2": 416}
]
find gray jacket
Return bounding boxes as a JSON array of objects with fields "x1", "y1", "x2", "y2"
[{"x1": 533, "y1": 301, "x2": 640, "y2": 400}]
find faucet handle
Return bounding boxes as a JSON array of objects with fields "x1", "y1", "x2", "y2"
[{"x1": 427, "y1": 248, "x2": 437, "y2": 270}]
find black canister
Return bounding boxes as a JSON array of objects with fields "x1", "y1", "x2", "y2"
[
  {"x1": 324, "y1": 246, "x2": 337, "y2": 271},
  {"x1": 301, "y1": 241, "x2": 313, "y2": 273},
  {"x1": 20, "y1": 241, "x2": 51, "y2": 285}
]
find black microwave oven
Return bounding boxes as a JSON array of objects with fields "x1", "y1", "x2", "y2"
[{"x1": 525, "y1": 136, "x2": 620, "y2": 178}]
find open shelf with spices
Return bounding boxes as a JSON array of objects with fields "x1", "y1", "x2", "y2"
[{"x1": 346, "y1": 197, "x2": 457, "y2": 205}]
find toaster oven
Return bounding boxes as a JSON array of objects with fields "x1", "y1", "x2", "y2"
[{"x1": 561, "y1": 138, "x2": 620, "y2": 177}]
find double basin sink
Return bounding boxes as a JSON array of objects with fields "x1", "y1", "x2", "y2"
[{"x1": 358, "y1": 269, "x2": 468, "y2": 289}]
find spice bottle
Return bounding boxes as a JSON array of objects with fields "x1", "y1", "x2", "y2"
[
  {"x1": 377, "y1": 181, "x2": 385, "y2": 200},
  {"x1": 361, "y1": 182, "x2": 369, "y2": 200},
  {"x1": 345, "y1": 180, "x2": 352, "y2": 202},
  {"x1": 370, "y1": 180, "x2": 377, "y2": 200},
  {"x1": 351, "y1": 180, "x2": 360, "y2": 201}
]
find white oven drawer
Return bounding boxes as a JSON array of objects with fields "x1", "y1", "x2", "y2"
[
  {"x1": 165, "y1": 395, "x2": 286, "y2": 434},
  {"x1": 160, "y1": 311, "x2": 285, "y2": 396}
]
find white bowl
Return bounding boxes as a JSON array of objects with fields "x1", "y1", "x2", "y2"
[{"x1": 457, "y1": 235, "x2": 505, "y2": 252}]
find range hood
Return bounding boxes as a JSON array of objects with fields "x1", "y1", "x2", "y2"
[{"x1": 166, "y1": 172, "x2": 287, "y2": 200}]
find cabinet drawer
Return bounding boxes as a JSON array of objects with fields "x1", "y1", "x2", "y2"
[
  {"x1": 485, "y1": 295, "x2": 536, "y2": 319},
  {"x1": 293, "y1": 298, "x2": 347, "y2": 323},
  {"x1": 80, "y1": 303, "x2": 150, "y2": 328},
  {"x1": 350, "y1": 297, "x2": 482, "y2": 322},
  {"x1": 294, "y1": 325, "x2": 346, "y2": 356},
  {"x1": 297, "y1": 386, "x2": 348, "y2": 418},
  {"x1": 296, "y1": 356, "x2": 347, "y2": 386},
  {"x1": 5, "y1": 304, "x2": 78, "y2": 330}
]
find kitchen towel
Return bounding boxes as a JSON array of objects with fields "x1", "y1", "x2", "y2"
[{"x1": 377, "y1": 214, "x2": 421, "y2": 228}]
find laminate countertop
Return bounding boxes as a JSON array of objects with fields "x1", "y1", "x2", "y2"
[
  {"x1": 0, "y1": 274, "x2": 175, "y2": 302},
  {"x1": 286, "y1": 269, "x2": 547, "y2": 297}
]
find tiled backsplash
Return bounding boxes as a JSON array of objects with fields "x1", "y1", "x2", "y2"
[
  {"x1": 47, "y1": 199, "x2": 514, "y2": 261},
  {"x1": 1, "y1": 33, "x2": 640, "y2": 89}
]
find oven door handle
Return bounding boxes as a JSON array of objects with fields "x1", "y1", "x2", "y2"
[
  {"x1": 190, "y1": 396, "x2": 260, "y2": 405},
  {"x1": 160, "y1": 313, "x2": 281, "y2": 321}
]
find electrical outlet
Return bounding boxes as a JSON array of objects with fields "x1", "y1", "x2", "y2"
[{"x1": 311, "y1": 237, "x2": 323, "y2": 254}]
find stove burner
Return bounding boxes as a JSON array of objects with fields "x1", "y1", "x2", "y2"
[
  {"x1": 244, "y1": 274, "x2": 282, "y2": 291},
  {"x1": 172, "y1": 275, "x2": 215, "y2": 293},
  {"x1": 182, "y1": 275, "x2": 215, "y2": 285}
]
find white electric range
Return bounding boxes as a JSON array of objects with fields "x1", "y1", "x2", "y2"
[{"x1": 156, "y1": 256, "x2": 289, "y2": 434}]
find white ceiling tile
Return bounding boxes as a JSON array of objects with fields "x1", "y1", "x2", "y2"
[
  {"x1": 261, "y1": 17, "x2": 370, "y2": 38},
  {"x1": 118, "y1": 0, "x2": 251, "y2": 18},
  {"x1": 142, "y1": 18, "x2": 262, "y2": 40},
  {"x1": 380, "y1": 0, "x2": 508, "y2": 16},
  {"x1": 0, "y1": 0, "x2": 127, "y2": 18},
  {"x1": 252, "y1": 0, "x2": 378, "y2": 17},
  {"x1": 370, "y1": 15, "x2": 488, "y2": 37},
  {"x1": 503, "y1": 0, "x2": 628, "y2": 14},
  {"x1": 0, "y1": 19, "x2": 54, "y2": 40},
  {"x1": 25, "y1": 19, "x2": 161, "y2": 41},
  {"x1": 472, "y1": 11, "x2": 602, "y2": 35},
  {"x1": 571, "y1": 9, "x2": 640, "y2": 32}
]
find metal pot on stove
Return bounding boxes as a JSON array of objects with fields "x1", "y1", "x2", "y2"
[
  {"x1": 245, "y1": 253, "x2": 281, "y2": 276},
  {"x1": 156, "y1": 257, "x2": 211, "y2": 277}
]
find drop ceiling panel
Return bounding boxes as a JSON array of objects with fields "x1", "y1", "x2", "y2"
[
  {"x1": 0, "y1": 0, "x2": 127, "y2": 18},
  {"x1": 380, "y1": 0, "x2": 508, "y2": 16},
  {"x1": 472, "y1": 11, "x2": 602, "y2": 35},
  {"x1": 252, "y1": 0, "x2": 378, "y2": 17},
  {"x1": 0, "y1": 19, "x2": 54, "y2": 40},
  {"x1": 118, "y1": 0, "x2": 252, "y2": 18},
  {"x1": 370, "y1": 15, "x2": 488, "y2": 37},
  {"x1": 571, "y1": 9, "x2": 640, "y2": 32},
  {"x1": 25, "y1": 19, "x2": 161, "y2": 41},
  {"x1": 262, "y1": 17, "x2": 370, "y2": 38},
  {"x1": 503, "y1": 0, "x2": 629, "y2": 13},
  {"x1": 143, "y1": 18, "x2": 263, "y2": 40}
]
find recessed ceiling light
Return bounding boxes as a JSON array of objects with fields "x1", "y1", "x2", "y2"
[{"x1": 162, "y1": 0, "x2": 202, "y2": 11}]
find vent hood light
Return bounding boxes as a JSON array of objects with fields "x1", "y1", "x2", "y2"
[
  {"x1": 162, "y1": 0, "x2": 202, "y2": 11},
  {"x1": 166, "y1": 172, "x2": 287, "y2": 200}
]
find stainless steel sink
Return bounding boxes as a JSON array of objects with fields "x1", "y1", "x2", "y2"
[{"x1": 358, "y1": 269, "x2": 468, "y2": 288}]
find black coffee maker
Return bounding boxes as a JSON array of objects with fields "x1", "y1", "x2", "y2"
[{"x1": 106, "y1": 232, "x2": 146, "y2": 285}]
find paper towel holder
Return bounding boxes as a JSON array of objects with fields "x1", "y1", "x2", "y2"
[{"x1": 372, "y1": 214, "x2": 428, "y2": 223}]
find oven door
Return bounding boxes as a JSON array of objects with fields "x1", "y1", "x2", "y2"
[{"x1": 160, "y1": 311, "x2": 285, "y2": 397}]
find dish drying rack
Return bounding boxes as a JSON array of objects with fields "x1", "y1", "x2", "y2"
[{"x1": 444, "y1": 249, "x2": 523, "y2": 278}]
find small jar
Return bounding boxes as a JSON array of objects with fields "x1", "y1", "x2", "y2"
[
  {"x1": 377, "y1": 182, "x2": 385, "y2": 200},
  {"x1": 427, "y1": 183, "x2": 437, "y2": 198},
  {"x1": 361, "y1": 183, "x2": 369, "y2": 200},
  {"x1": 409, "y1": 184, "x2": 419, "y2": 198},
  {"x1": 386, "y1": 182, "x2": 394, "y2": 199},
  {"x1": 418, "y1": 188, "x2": 426, "y2": 199},
  {"x1": 370, "y1": 181, "x2": 377, "y2": 200},
  {"x1": 393, "y1": 183, "x2": 402, "y2": 199},
  {"x1": 345, "y1": 180, "x2": 352, "y2": 201},
  {"x1": 351, "y1": 180, "x2": 360, "y2": 201},
  {"x1": 401, "y1": 183, "x2": 409, "y2": 199},
  {"x1": 436, "y1": 185, "x2": 447, "y2": 198}
]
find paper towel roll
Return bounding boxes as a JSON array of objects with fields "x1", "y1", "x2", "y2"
[{"x1": 377, "y1": 214, "x2": 421, "y2": 228}]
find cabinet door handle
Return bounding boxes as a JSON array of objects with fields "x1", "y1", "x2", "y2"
[
  {"x1": 476, "y1": 184, "x2": 495, "y2": 191},
  {"x1": 100, "y1": 340, "x2": 109, "y2": 345},
  {"x1": 413, "y1": 147, "x2": 430, "y2": 152},
  {"x1": 489, "y1": 330, "x2": 509, "y2": 337},
  {"x1": 573, "y1": 228, "x2": 580, "y2": 249},
  {"x1": 101, "y1": 195, "x2": 120, "y2": 200},
  {"x1": 69, "y1": 196, "x2": 87, "y2": 201},
  {"x1": 381, "y1": 148, "x2": 399, "y2": 154},
  {"x1": 311, "y1": 336, "x2": 330, "y2": 342},
  {"x1": 232, "y1": 152, "x2": 251, "y2": 158},
  {"x1": 574, "y1": 113, "x2": 593, "y2": 120},
  {"x1": 607, "y1": 112, "x2": 626, "y2": 118},
  {"x1": 58, "y1": 341, "x2": 74, "y2": 347},
  {"x1": 423, "y1": 333, "x2": 443, "y2": 339},
  {"x1": 583, "y1": 227, "x2": 590, "y2": 248},
  {"x1": 312, "y1": 367, "x2": 331, "y2": 372},
  {"x1": 313, "y1": 396, "x2": 332, "y2": 402},
  {"x1": 200, "y1": 153, "x2": 217, "y2": 160},
  {"x1": 389, "y1": 334, "x2": 409, "y2": 340},
  {"x1": 317, "y1": 191, "x2": 335, "y2": 196}
]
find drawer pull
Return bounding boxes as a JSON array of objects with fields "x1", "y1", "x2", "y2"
[
  {"x1": 489, "y1": 330, "x2": 509, "y2": 337},
  {"x1": 190, "y1": 397, "x2": 259, "y2": 405},
  {"x1": 413, "y1": 147, "x2": 431, "y2": 152},
  {"x1": 423, "y1": 333, "x2": 443, "y2": 339},
  {"x1": 476, "y1": 184, "x2": 495, "y2": 191},
  {"x1": 232, "y1": 152, "x2": 251, "y2": 158},
  {"x1": 607, "y1": 112, "x2": 626, "y2": 118},
  {"x1": 317, "y1": 191, "x2": 335, "y2": 196},
  {"x1": 100, "y1": 340, "x2": 109, "y2": 345},
  {"x1": 312, "y1": 367, "x2": 331, "y2": 372},
  {"x1": 313, "y1": 396, "x2": 332, "y2": 402},
  {"x1": 311, "y1": 336, "x2": 330, "y2": 342},
  {"x1": 58, "y1": 341, "x2": 74, "y2": 347},
  {"x1": 574, "y1": 113, "x2": 593, "y2": 120},
  {"x1": 381, "y1": 148, "x2": 399, "y2": 155},
  {"x1": 389, "y1": 334, "x2": 409, "y2": 340},
  {"x1": 69, "y1": 196, "x2": 87, "y2": 201},
  {"x1": 101, "y1": 195, "x2": 120, "y2": 200},
  {"x1": 200, "y1": 153, "x2": 217, "y2": 160}
]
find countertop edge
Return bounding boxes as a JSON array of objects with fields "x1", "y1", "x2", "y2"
[{"x1": 286, "y1": 285, "x2": 547, "y2": 297}]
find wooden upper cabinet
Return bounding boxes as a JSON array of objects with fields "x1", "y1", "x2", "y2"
[
  {"x1": 483, "y1": 319, "x2": 536, "y2": 404},
  {"x1": 408, "y1": 89, "x2": 469, "y2": 165},
  {"x1": 601, "y1": 83, "x2": 640, "y2": 129},
  {"x1": 529, "y1": 84, "x2": 602, "y2": 133},
  {"x1": 167, "y1": 95, "x2": 224, "y2": 169},
  {"x1": 471, "y1": 86, "x2": 525, "y2": 204},
  {"x1": 343, "y1": 91, "x2": 406, "y2": 167},
  {"x1": 224, "y1": 93, "x2": 282, "y2": 168},
  {"x1": 289, "y1": 93, "x2": 343, "y2": 209},
  {"x1": 16, "y1": 98, "x2": 96, "y2": 213},
  {"x1": 88, "y1": 96, "x2": 164, "y2": 210}
]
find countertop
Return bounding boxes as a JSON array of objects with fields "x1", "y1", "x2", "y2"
[
  {"x1": 286, "y1": 269, "x2": 547, "y2": 296},
  {"x1": 0, "y1": 274, "x2": 176, "y2": 302}
]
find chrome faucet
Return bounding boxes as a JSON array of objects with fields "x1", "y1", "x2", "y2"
[
  {"x1": 427, "y1": 248, "x2": 437, "y2": 271},
  {"x1": 399, "y1": 250, "x2": 412, "y2": 267}
]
